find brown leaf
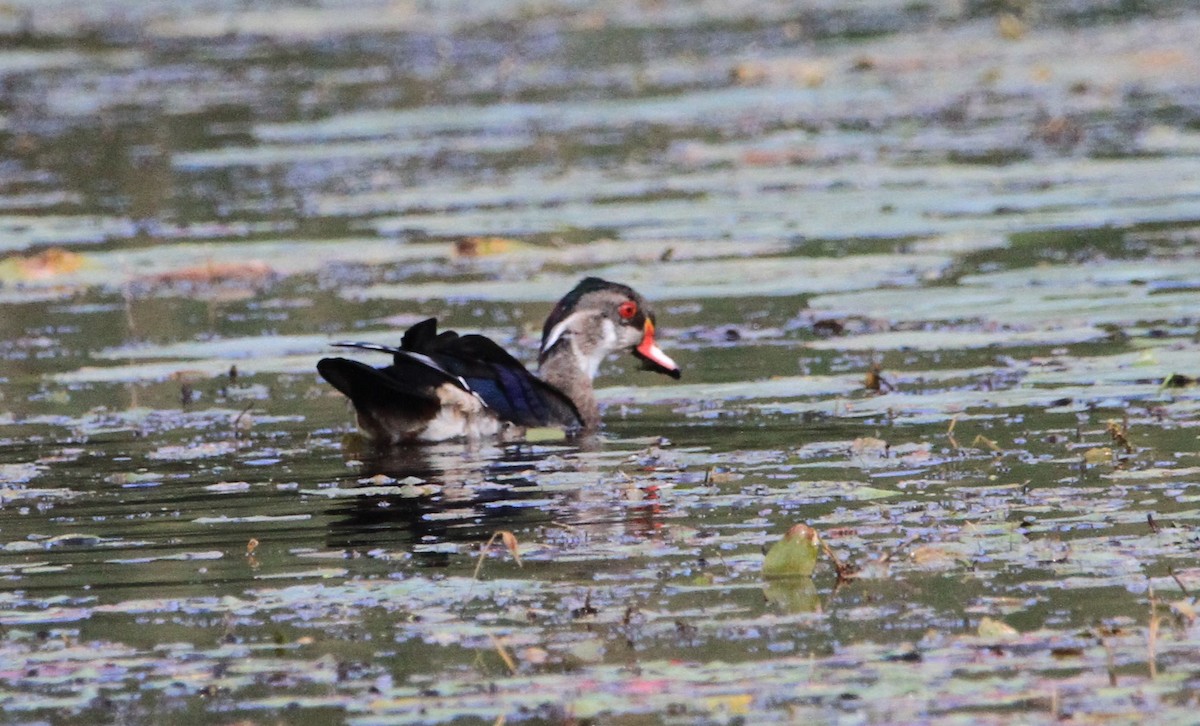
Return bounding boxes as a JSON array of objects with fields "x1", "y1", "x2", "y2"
[
  {"x1": 517, "y1": 646, "x2": 550, "y2": 665},
  {"x1": 499, "y1": 530, "x2": 523, "y2": 568},
  {"x1": 147, "y1": 260, "x2": 273, "y2": 286},
  {"x1": 454, "y1": 236, "x2": 519, "y2": 257},
  {"x1": 864, "y1": 362, "x2": 892, "y2": 392},
  {"x1": 0, "y1": 247, "x2": 87, "y2": 281},
  {"x1": 1170, "y1": 600, "x2": 1197, "y2": 625}
]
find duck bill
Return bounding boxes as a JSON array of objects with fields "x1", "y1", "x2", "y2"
[{"x1": 634, "y1": 319, "x2": 682, "y2": 379}]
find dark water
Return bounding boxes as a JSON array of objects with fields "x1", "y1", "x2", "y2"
[{"x1": 2, "y1": 1, "x2": 1200, "y2": 723}]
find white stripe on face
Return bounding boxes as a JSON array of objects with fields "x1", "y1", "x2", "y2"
[{"x1": 540, "y1": 310, "x2": 587, "y2": 356}]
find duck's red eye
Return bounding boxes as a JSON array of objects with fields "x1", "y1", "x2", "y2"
[{"x1": 617, "y1": 301, "x2": 638, "y2": 320}]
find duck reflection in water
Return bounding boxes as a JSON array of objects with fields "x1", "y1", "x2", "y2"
[{"x1": 323, "y1": 439, "x2": 670, "y2": 564}]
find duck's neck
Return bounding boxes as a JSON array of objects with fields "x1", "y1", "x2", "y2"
[{"x1": 538, "y1": 339, "x2": 603, "y2": 431}]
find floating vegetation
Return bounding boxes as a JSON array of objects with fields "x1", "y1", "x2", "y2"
[
  {"x1": 762, "y1": 523, "x2": 821, "y2": 579},
  {"x1": 2, "y1": 0, "x2": 1200, "y2": 722}
]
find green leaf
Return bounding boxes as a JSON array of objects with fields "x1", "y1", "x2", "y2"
[{"x1": 763, "y1": 524, "x2": 821, "y2": 579}]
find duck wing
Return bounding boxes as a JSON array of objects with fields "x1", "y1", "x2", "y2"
[{"x1": 322, "y1": 319, "x2": 582, "y2": 430}]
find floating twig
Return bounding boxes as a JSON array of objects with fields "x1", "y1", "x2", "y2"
[
  {"x1": 820, "y1": 540, "x2": 858, "y2": 584},
  {"x1": 1102, "y1": 636, "x2": 1117, "y2": 687},
  {"x1": 488, "y1": 634, "x2": 517, "y2": 675},
  {"x1": 1168, "y1": 566, "x2": 1192, "y2": 600},
  {"x1": 1148, "y1": 587, "x2": 1161, "y2": 680},
  {"x1": 474, "y1": 530, "x2": 523, "y2": 580},
  {"x1": 880, "y1": 534, "x2": 921, "y2": 565},
  {"x1": 971, "y1": 434, "x2": 1002, "y2": 454}
]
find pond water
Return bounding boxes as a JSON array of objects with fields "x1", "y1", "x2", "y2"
[{"x1": 2, "y1": 1, "x2": 1200, "y2": 723}]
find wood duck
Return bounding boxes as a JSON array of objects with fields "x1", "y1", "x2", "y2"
[{"x1": 317, "y1": 277, "x2": 682, "y2": 444}]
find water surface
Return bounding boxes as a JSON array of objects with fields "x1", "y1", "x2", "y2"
[{"x1": 2, "y1": 1, "x2": 1200, "y2": 722}]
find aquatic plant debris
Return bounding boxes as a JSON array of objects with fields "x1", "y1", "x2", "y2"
[
  {"x1": 762, "y1": 523, "x2": 821, "y2": 578},
  {"x1": 2, "y1": 0, "x2": 1200, "y2": 723}
]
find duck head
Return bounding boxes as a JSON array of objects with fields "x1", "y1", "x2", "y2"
[{"x1": 538, "y1": 277, "x2": 682, "y2": 381}]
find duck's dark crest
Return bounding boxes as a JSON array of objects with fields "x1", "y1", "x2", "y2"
[{"x1": 539, "y1": 277, "x2": 639, "y2": 364}]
